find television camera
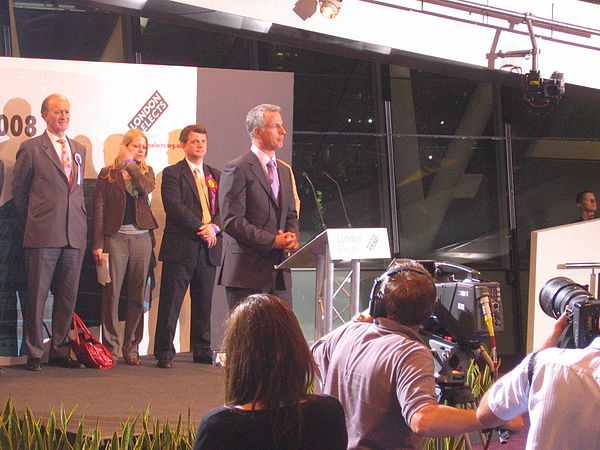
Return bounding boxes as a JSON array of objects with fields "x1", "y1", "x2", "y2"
[
  {"x1": 525, "y1": 70, "x2": 565, "y2": 107},
  {"x1": 418, "y1": 260, "x2": 503, "y2": 347},
  {"x1": 371, "y1": 260, "x2": 508, "y2": 444},
  {"x1": 417, "y1": 261, "x2": 504, "y2": 405}
]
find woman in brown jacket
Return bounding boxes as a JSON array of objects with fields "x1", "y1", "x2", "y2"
[{"x1": 92, "y1": 129, "x2": 158, "y2": 365}]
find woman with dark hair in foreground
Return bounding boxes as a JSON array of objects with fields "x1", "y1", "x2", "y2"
[{"x1": 194, "y1": 294, "x2": 347, "y2": 449}]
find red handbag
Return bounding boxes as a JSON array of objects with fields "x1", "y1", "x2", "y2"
[{"x1": 71, "y1": 313, "x2": 115, "y2": 369}]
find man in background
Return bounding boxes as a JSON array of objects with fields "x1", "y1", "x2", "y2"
[
  {"x1": 12, "y1": 93, "x2": 87, "y2": 371},
  {"x1": 218, "y1": 104, "x2": 299, "y2": 310},
  {"x1": 575, "y1": 190, "x2": 597, "y2": 221}
]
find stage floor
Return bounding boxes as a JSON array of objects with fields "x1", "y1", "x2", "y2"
[
  {"x1": 2, "y1": 352, "x2": 527, "y2": 448},
  {"x1": 1, "y1": 352, "x2": 223, "y2": 438}
]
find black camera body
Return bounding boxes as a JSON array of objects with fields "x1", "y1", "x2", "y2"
[
  {"x1": 540, "y1": 277, "x2": 600, "y2": 348},
  {"x1": 571, "y1": 300, "x2": 600, "y2": 349},
  {"x1": 433, "y1": 280, "x2": 503, "y2": 345},
  {"x1": 419, "y1": 261, "x2": 504, "y2": 347},
  {"x1": 525, "y1": 70, "x2": 565, "y2": 106}
]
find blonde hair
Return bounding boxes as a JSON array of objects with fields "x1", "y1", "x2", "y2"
[{"x1": 104, "y1": 129, "x2": 149, "y2": 181}]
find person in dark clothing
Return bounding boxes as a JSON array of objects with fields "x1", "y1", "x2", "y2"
[
  {"x1": 575, "y1": 190, "x2": 597, "y2": 222},
  {"x1": 194, "y1": 294, "x2": 347, "y2": 450}
]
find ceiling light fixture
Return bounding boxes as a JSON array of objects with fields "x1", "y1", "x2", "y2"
[{"x1": 319, "y1": 0, "x2": 342, "y2": 19}]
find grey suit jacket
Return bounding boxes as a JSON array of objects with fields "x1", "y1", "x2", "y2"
[
  {"x1": 12, "y1": 132, "x2": 87, "y2": 249},
  {"x1": 218, "y1": 150, "x2": 299, "y2": 291}
]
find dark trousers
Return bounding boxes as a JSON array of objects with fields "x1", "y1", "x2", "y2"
[
  {"x1": 154, "y1": 246, "x2": 215, "y2": 361},
  {"x1": 23, "y1": 246, "x2": 84, "y2": 359},
  {"x1": 225, "y1": 269, "x2": 292, "y2": 311}
]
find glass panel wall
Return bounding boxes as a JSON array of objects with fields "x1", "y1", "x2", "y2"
[
  {"x1": 513, "y1": 137, "x2": 600, "y2": 260},
  {"x1": 13, "y1": 5, "x2": 117, "y2": 61},
  {"x1": 392, "y1": 135, "x2": 507, "y2": 264},
  {"x1": 142, "y1": 22, "x2": 255, "y2": 69},
  {"x1": 503, "y1": 84, "x2": 600, "y2": 140},
  {"x1": 293, "y1": 133, "x2": 388, "y2": 241}
]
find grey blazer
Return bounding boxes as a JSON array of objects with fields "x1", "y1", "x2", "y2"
[
  {"x1": 217, "y1": 150, "x2": 299, "y2": 291},
  {"x1": 12, "y1": 132, "x2": 87, "y2": 249}
]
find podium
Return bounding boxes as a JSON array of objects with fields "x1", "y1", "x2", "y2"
[
  {"x1": 529, "y1": 219, "x2": 600, "y2": 351},
  {"x1": 277, "y1": 228, "x2": 391, "y2": 340}
]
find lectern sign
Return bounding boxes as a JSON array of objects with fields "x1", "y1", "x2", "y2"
[
  {"x1": 277, "y1": 227, "x2": 391, "y2": 339},
  {"x1": 327, "y1": 228, "x2": 391, "y2": 261}
]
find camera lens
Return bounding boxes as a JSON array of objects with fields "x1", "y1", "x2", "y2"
[{"x1": 539, "y1": 277, "x2": 593, "y2": 318}]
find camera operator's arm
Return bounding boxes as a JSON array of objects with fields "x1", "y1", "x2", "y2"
[
  {"x1": 537, "y1": 312, "x2": 569, "y2": 350},
  {"x1": 477, "y1": 371, "x2": 527, "y2": 430},
  {"x1": 395, "y1": 343, "x2": 508, "y2": 438},
  {"x1": 477, "y1": 394, "x2": 507, "y2": 429},
  {"x1": 410, "y1": 404, "x2": 481, "y2": 437},
  {"x1": 478, "y1": 312, "x2": 569, "y2": 429},
  {"x1": 411, "y1": 403, "x2": 523, "y2": 437}
]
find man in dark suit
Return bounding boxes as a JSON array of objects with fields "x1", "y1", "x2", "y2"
[
  {"x1": 12, "y1": 93, "x2": 87, "y2": 371},
  {"x1": 218, "y1": 104, "x2": 299, "y2": 310},
  {"x1": 154, "y1": 124, "x2": 222, "y2": 369}
]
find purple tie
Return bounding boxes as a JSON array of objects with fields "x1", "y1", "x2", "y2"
[{"x1": 267, "y1": 160, "x2": 279, "y2": 199}]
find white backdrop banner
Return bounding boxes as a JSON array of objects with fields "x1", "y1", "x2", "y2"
[{"x1": 0, "y1": 57, "x2": 198, "y2": 207}]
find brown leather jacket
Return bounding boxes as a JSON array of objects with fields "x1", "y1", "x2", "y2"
[{"x1": 92, "y1": 162, "x2": 158, "y2": 250}]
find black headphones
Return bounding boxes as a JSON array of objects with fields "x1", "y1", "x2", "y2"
[{"x1": 368, "y1": 267, "x2": 434, "y2": 318}]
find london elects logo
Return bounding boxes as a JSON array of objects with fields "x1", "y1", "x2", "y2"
[
  {"x1": 367, "y1": 234, "x2": 379, "y2": 251},
  {"x1": 128, "y1": 91, "x2": 169, "y2": 131}
]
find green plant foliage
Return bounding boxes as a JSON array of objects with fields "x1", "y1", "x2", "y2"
[
  {"x1": 465, "y1": 358, "x2": 496, "y2": 398},
  {"x1": 311, "y1": 190, "x2": 325, "y2": 229},
  {"x1": 0, "y1": 397, "x2": 198, "y2": 449}
]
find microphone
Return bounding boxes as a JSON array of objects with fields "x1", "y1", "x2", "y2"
[
  {"x1": 302, "y1": 172, "x2": 326, "y2": 230},
  {"x1": 322, "y1": 171, "x2": 352, "y2": 227}
]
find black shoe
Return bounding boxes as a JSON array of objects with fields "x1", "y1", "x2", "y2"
[
  {"x1": 193, "y1": 353, "x2": 213, "y2": 365},
  {"x1": 157, "y1": 359, "x2": 172, "y2": 369},
  {"x1": 48, "y1": 357, "x2": 85, "y2": 369},
  {"x1": 27, "y1": 358, "x2": 42, "y2": 371}
]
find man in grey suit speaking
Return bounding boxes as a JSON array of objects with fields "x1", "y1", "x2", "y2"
[
  {"x1": 13, "y1": 93, "x2": 87, "y2": 371},
  {"x1": 218, "y1": 104, "x2": 299, "y2": 310}
]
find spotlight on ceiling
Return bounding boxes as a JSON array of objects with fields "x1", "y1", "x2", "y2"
[{"x1": 320, "y1": 0, "x2": 342, "y2": 19}]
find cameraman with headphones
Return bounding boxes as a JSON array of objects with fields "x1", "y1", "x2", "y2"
[{"x1": 311, "y1": 259, "x2": 521, "y2": 449}]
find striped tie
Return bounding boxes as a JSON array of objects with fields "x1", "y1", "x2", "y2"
[{"x1": 58, "y1": 138, "x2": 72, "y2": 188}]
